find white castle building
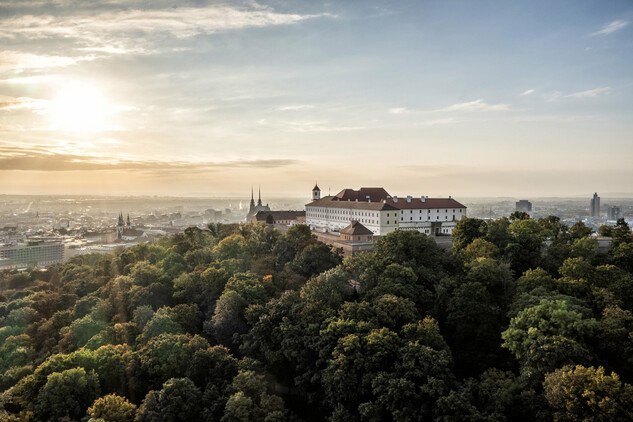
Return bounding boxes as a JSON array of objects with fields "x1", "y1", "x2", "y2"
[{"x1": 305, "y1": 185, "x2": 466, "y2": 236}]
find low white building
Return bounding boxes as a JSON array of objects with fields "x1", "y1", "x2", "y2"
[
  {"x1": 0, "y1": 241, "x2": 64, "y2": 268},
  {"x1": 305, "y1": 185, "x2": 466, "y2": 236}
]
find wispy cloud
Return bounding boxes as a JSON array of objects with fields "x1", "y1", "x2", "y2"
[
  {"x1": 521, "y1": 89, "x2": 535, "y2": 96},
  {"x1": 277, "y1": 104, "x2": 314, "y2": 111},
  {"x1": 0, "y1": 95, "x2": 49, "y2": 112},
  {"x1": 566, "y1": 87, "x2": 610, "y2": 98},
  {"x1": 417, "y1": 117, "x2": 458, "y2": 126},
  {"x1": 0, "y1": 5, "x2": 331, "y2": 57},
  {"x1": 388, "y1": 107, "x2": 409, "y2": 114},
  {"x1": 0, "y1": 50, "x2": 95, "y2": 73},
  {"x1": 0, "y1": 144, "x2": 300, "y2": 172},
  {"x1": 437, "y1": 99, "x2": 510, "y2": 112},
  {"x1": 258, "y1": 118, "x2": 366, "y2": 133},
  {"x1": 590, "y1": 20, "x2": 629, "y2": 36}
]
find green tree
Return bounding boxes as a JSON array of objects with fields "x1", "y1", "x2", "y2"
[
  {"x1": 446, "y1": 282, "x2": 505, "y2": 376},
  {"x1": 214, "y1": 234, "x2": 251, "y2": 263},
  {"x1": 461, "y1": 238, "x2": 500, "y2": 263},
  {"x1": 598, "y1": 224, "x2": 613, "y2": 237},
  {"x1": 374, "y1": 230, "x2": 446, "y2": 284},
  {"x1": 509, "y1": 211, "x2": 530, "y2": 221},
  {"x1": 515, "y1": 268, "x2": 557, "y2": 294},
  {"x1": 544, "y1": 365, "x2": 633, "y2": 421},
  {"x1": 452, "y1": 218, "x2": 487, "y2": 251},
  {"x1": 87, "y1": 394, "x2": 136, "y2": 422},
  {"x1": 158, "y1": 377, "x2": 202, "y2": 422},
  {"x1": 568, "y1": 221, "x2": 593, "y2": 241},
  {"x1": 569, "y1": 237, "x2": 598, "y2": 262},
  {"x1": 290, "y1": 242, "x2": 342, "y2": 279},
  {"x1": 221, "y1": 369, "x2": 286, "y2": 422},
  {"x1": 130, "y1": 261, "x2": 165, "y2": 287},
  {"x1": 506, "y1": 218, "x2": 547, "y2": 275},
  {"x1": 502, "y1": 299, "x2": 597, "y2": 365},
  {"x1": 35, "y1": 367, "x2": 100, "y2": 421},
  {"x1": 612, "y1": 242, "x2": 633, "y2": 273}
]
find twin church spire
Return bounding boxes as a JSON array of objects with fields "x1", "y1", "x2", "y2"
[{"x1": 247, "y1": 186, "x2": 270, "y2": 220}]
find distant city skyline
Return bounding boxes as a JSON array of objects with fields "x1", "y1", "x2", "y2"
[{"x1": 1, "y1": 0, "x2": 632, "y2": 197}]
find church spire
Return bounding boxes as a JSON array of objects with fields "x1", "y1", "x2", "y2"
[
  {"x1": 249, "y1": 186, "x2": 255, "y2": 213},
  {"x1": 117, "y1": 212, "x2": 124, "y2": 227},
  {"x1": 257, "y1": 186, "x2": 262, "y2": 206}
]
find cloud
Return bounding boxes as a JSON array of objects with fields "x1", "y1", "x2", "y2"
[
  {"x1": 521, "y1": 89, "x2": 535, "y2": 96},
  {"x1": 258, "y1": 118, "x2": 366, "y2": 133},
  {"x1": 388, "y1": 107, "x2": 409, "y2": 114},
  {"x1": 277, "y1": 104, "x2": 314, "y2": 111},
  {"x1": 566, "y1": 87, "x2": 610, "y2": 98},
  {"x1": 590, "y1": 20, "x2": 629, "y2": 36},
  {"x1": 0, "y1": 5, "x2": 331, "y2": 56},
  {"x1": 544, "y1": 87, "x2": 611, "y2": 102},
  {"x1": 437, "y1": 99, "x2": 510, "y2": 112},
  {"x1": 0, "y1": 50, "x2": 95, "y2": 73},
  {"x1": 0, "y1": 74, "x2": 62, "y2": 84},
  {"x1": 0, "y1": 144, "x2": 299, "y2": 172},
  {"x1": 418, "y1": 118, "x2": 458, "y2": 126},
  {"x1": 0, "y1": 95, "x2": 49, "y2": 112}
]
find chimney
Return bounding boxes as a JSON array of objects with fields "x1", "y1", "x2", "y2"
[
  {"x1": 407, "y1": 195, "x2": 412, "y2": 203},
  {"x1": 421, "y1": 196, "x2": 426, "y2": 203},
  {"x1": 449, "y1": 195, "x2": 452, "y2": 199},
  {"x1": 393, "y1": 196, "x2": 398, "y2": 203}
]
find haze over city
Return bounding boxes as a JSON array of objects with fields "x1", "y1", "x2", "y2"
[{"x1": 1, "y1": 0, "x2": 632, "y2": 197}]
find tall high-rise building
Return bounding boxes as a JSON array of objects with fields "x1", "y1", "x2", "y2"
[
  {"x1": 607, "y1": 206, "x2": 621, "y2": 220},
  {"x1": 590, "y1": 192, "x2": 601, "y2": 217}
]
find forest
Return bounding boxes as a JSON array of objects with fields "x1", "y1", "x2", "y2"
[{"x1": 1, "y1": 214, "x2": 633, "y2": 421}]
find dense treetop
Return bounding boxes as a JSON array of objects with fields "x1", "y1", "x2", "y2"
[{"x1": 0, "y1": 218, "x2": 632, "y2": 421}]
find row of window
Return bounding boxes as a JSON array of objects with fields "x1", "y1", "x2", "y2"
[{"x1": 400, "y1": 209, "x2": 463, "y2": 214}]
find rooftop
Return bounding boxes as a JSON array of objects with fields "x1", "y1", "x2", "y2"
[{"x1": 340, "y1": 220, "x2": 373, "y2": 235}]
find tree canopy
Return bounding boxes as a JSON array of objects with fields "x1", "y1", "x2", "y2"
[{"x1": 0, "y1": 217, "x2": 630, "y2": 421}]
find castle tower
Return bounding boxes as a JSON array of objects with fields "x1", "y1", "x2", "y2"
[{"x1": 312, "y1": 183, "x2": 321, "y2": 200}]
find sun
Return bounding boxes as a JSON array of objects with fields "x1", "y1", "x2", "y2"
[{"x1": 49, "y1": 82, "x2": 111, "y2": 132}]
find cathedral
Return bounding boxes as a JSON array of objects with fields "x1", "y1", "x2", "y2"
[{"x1": 246, "y1": 187, "x2": 270, "y2": 221}]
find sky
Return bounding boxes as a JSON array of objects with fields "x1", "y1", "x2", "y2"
[{"x1": 0, "y1": 0, "x2": 632, "y2": 198}]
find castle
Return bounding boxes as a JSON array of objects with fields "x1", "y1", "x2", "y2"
[{"x1": 305, "y1": 185, "x2": 466, "y2": 236}]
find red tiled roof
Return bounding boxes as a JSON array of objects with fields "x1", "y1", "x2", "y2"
[
  {"x1": 253, "y1": 211, "x2": 305, "y2": 222},
  {"x1": 340, "y1": 221, "x2": 374, "y2": 235},
  {"x1": 305, "y1": 196, "x2": 398, "y2": 210},
  {"x1": 385, "y1": 197, "x2": 466, "y2": 209},
  {"x1": 334, "y1": 187, "x2": 391, "y2": 202}
]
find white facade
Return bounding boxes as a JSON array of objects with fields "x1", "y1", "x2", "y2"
[{"x1": 305, "y1": 205, "x2": 399, "y2": 235}]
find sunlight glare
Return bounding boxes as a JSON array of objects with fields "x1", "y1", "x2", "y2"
[{"x1": 49, "y1": 82, "x2": 111, "y2": 132}]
